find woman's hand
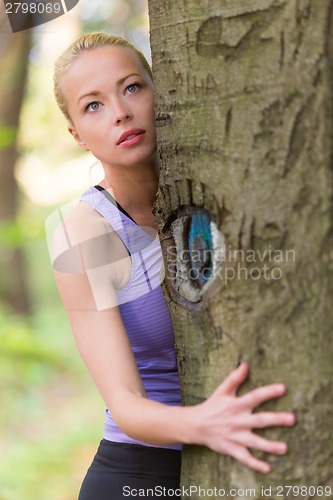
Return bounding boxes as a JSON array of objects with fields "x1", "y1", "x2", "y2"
[{"x1": 192, "y1": 362, "x2": 296, "y2": 474}]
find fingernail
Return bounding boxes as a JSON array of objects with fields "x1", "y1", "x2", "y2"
[
  {"x1": 262, "y1": 463, "x2": 271, "y2": 474},
  {"x1": 289, "y1": 414, "x2": 296, "y2": 425},
  {"x1": 280, "y1": 443, "x2": 288, "y2": 454}
]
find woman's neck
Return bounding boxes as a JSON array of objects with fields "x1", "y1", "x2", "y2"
[{"x1": 101, "y1": 158, "x2": 159, "y2": 213}]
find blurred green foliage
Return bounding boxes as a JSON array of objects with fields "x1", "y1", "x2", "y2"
[
  {"x1": 0, "y1": 243, "x2": 103, "y2": 500},
  {"x1": 0, "y1": 217, "x2": 43, "y2": 248},
  {"x1": 0, "y1": 124, "x2": 17, "y2": 150}
]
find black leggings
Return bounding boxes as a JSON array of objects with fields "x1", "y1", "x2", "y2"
[{"x1": 78, "y1": 440, "x2": 181, "y2": 499}]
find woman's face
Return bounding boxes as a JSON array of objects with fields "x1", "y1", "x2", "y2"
[{"x1": 61, "y1": 45, "x2": 156, "y2": 169}]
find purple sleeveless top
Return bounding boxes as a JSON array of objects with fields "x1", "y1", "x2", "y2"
[{"x1": 80, "y1": 186, "x2": 182, "y2": 450}]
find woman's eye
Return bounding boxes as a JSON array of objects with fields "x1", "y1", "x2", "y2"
[
  {"x1": 126, "y1": 83, "x2": 140, "y2": 94},
  {"x1": 86, "y1": 102, "x2": 100, "y2": 112}
]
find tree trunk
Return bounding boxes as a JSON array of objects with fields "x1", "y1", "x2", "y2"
[
  {"x1": 148, "y1": 0, "x2": 333, "y2": 496},
  {"x1": 0, "y1": 29, "x2": 32, "y2": 313}
]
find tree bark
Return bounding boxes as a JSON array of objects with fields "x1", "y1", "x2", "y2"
[
  {"x1": 0, "y1": 29, "x2": 32, "y2": 313},
  {"x1": 148, "y1": 0, "x2": 333, "y2": 496}
]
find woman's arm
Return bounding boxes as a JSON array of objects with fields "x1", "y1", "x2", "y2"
[{"x1": 52, "y1": 203, "x2": 296, "y2": 474}]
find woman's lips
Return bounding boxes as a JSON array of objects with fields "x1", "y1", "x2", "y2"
[{"x1": 117, "y1": 129, "x2": 145, "y2": 147}]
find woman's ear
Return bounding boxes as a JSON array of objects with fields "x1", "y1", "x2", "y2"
[{"x1": 67, "y1": 124, "x2": 90, "y2": 151}]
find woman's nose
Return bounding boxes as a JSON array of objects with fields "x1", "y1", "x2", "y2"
[{"x1": 112, "y1": 98, "x2": 132, "y2": 124}]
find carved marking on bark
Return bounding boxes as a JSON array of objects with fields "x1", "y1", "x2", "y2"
[
  {"x1": 196, "y1": 16, "x2": 221, "y2": 58},
  {"x1": 196, "y1": 5, "x2": 285, "y2": 60},
  {"x1": 238, "y1": 212, "x2": 246, "y2": 251},
  {"x1": 284, "y1": 96, "x2": 315, "y2": 176},
  {"x1": 280, "y1": 30, "x2": 285, "y2": 68},
  {"x1": 292, "y1": 185, "x2": 312, "y2": 212},
  {"x1": 155, "y1": 111, "x2": 172, "y2": 127},
  {"x1": 173, "y1": 69, "x2": 184, "y2": 88},
  {"x1": 225, "y1": 107, "x2": 232, "y2": 137},
  {"x1": 185, "y1": 26, "x2": 191, "y2": 66},
  {"x1": 253, "y1": 92, "x2": 309, "y2": 173},
  {"x1": 172, "y1": 70, "x2": 219, "y2": 96},
  {"x1": 293, "y1": 0, "x2": 312, "y2": 60},
  {"x1": 249, "y1": 218, "x2": 256, "y2": 252}
]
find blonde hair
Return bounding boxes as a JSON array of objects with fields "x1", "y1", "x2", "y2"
[{"x1": 53, "y1": 32, "x2": 153, "y2": 123}]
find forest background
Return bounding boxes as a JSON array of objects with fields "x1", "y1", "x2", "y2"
[{"x1": 0, "y1": 2, "x2": 150, "y2": 499}]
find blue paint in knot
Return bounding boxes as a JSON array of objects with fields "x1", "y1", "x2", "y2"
[{"x1": 188, "y1": 212, "x2": 213, "y2": 286}]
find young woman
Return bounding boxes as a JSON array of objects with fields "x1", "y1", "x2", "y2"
[{"x1": 52, "y1": 33, "x2": 296, "y2": 499}]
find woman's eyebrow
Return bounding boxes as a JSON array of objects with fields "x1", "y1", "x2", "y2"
[
  {"x1": 77, "y1": 91, "x2": 101, "y2": 106},
  {"x1": 76, "y1": 73, "x2": 142, "y2": 106},
  {"x1": 117, "y1": 73, "x2": 141, "y2": 86}
]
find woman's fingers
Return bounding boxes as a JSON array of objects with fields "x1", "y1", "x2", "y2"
[
  {"x1": 226, "y1": 443, "x2": 272, "y2": 474},
  {"x1": 232, "y1": 431, "x2": 288, "y2": 455},
  {"x1": 239, "y1": 383, "x2": 287, "y2": 409},
  {"x1": 214, "y1": 373, "x2": 296, "y2": 426},
  {"x1": 214, "y1": 363, "x2": 249, "y2": 397},
  {"x1": 247, "y1": 411, "x2": 296, "y2": 429},
  {"x1": 206, "y1": 365, "x2": 295, "y2": 474},
  {"x1": 219, "y1": 432, "x2": 289, "y2": 473}
]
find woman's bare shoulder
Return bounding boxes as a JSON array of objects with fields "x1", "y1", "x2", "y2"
[
  {"x1": 57, "y1": 199, "x2": 111, "y2": 242},
  {"x1": 51, "y1": 199, "x2": 130, "y2": 281},
  {"x1": 50, "y1": 200, "x2": 112, "y2": 260}
]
